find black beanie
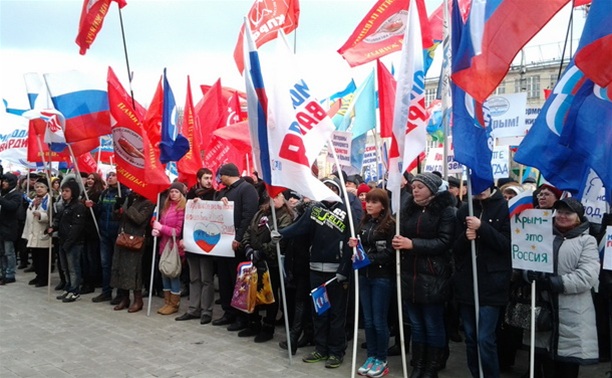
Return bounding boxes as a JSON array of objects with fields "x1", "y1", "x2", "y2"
[{"x1": 218, "y1": 163, "x2": 240, "y2": 177}]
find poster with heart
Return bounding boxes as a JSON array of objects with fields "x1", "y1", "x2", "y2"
[{"x1": 183, "y1": 200, "x2": 235, "y2": 257}]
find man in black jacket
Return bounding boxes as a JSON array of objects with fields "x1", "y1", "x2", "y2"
[
  {"x1": 210, "y1": 163, "x2": 259, "y2": 331},
  {"x1": 0, "y1": 172, "x2": 22, "y2": 284}
]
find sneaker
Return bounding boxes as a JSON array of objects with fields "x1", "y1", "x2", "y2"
[
  {"x1": 367, "y1": 359, "x2": 389, "y2": 378},
  {"x1": 358, "y1": 357, "x2": 377, "y2": 375},
  {"x1": 325, "y1": 355, "x2": 343, "y2": 369},
  {"x1": 302, "y1": 351, "x2": 328, "y2": 363},
  {"x1": 56, "y1": 291, "x2": 69, "y2": 300},
  {"x1": 62, "y1": 293, "x2": 80, "y2": 303}
]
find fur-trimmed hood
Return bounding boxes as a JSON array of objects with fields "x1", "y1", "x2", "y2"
[{"x1": 402, "y1": 190, "x2": 456, "y2": 217}]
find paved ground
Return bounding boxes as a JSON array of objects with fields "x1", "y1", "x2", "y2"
[{"x1": 1, "y1": 269, "x2": 610, "y2": 378}]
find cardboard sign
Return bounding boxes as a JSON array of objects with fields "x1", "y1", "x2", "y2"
[
  {"x1": 511, "y1": 209, "x2": 554, "y2": 273},
  {"x1": 183, "y1": 200, "x2": 235, "y2": 257},
  {"x1": 326, "y1": 131, "x2": 352, "y2": 167}
]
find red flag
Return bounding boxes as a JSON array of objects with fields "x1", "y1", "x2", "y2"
[
  {"x1": 26, "y1": 117, "x2": 98, "y2": 161},
  {"x1": 200, "y1": 85, "x2": 247, "y2": 126},
  {"x1": 428, "y1": 0, "x2": 470, "y2": 43},
  {"x1": 141, "y1": 79, "x2": 171, "y2": 188},
  {"x1": 77, "y1": 152, "x2": 98, "y2": 174},
  {"x1": 212, "y1": 120, "x2": 251, "y2": 149},
  {"x1": 107, "y1": 67, "x2": 168, "y2": 202},
  {"x1": 376, "y1": 59, "x2": 396, "y2": 138},
  {"x1": 203, "y1": 137, "x2": 249, "y2": 189},
  {"x1": 177, "y1": 77, "x2": 204, "y2": 188},
  {"x1": 195, "y1": 79, "x2": 226, "y2": 151},
  {"x1": 233, "y1": 0, "x2": 300, "y2": 73},
  {"x1": 75, "y1": 0, "x2": 127, "y2": 55},
  {"x1": 338, "y1": 0, "x2": 432, "y2": 67}
]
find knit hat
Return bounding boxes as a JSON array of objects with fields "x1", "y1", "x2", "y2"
[
  {"x1": 322, "y1": 177, "x2": 341, "y2": 193},
  {"x1": 412, "y1": 173, "x2": 443, "y2": 195},
  {"x1": 218, "y1": 163, "x2": 240, "y2": 177},
  {"x1": 538, "y1": 183, "x2": 562, "y2": 200},
  {"x1": 553, "y1": 197, "x2": 584, "y2": 219},
  {"x1": 357, "y1": 183, "x2": 371, "y2": 196},
  {"x1": 169, "y1": 182, "x2": 186, "y2": 195},
  {"x1": 448, "y1": 176, "x2": 461, "y2": 188}
]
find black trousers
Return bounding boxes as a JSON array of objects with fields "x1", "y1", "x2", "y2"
[{"x1": 310, "y1": 270, "x2": 348, "y2": 358}]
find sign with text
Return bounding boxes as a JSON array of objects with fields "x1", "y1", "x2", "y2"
[
  {"x1": 183, "y1": 200, "x2": 235, "y2": 257},
  {"x1": 488, "y1": 92, "x2": 527, "y2": 138},
  {"x1": 511, "y1": 209, "x2": 554, "y2": 273},
  {"x1": 491, "y1": 145, "x2": 510, "y2": 180},
  {"x1": 604, "y1": 226, "x2": 612, "y2": 271},
  {"x1": 326, "y1": 131, "x2": 353, "y2": 167},
  {"x1": 423, "y1": 147, "x2": 463, "y2": 174}
]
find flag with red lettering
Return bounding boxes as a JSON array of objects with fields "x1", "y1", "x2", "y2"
[
  {"x1": 452, "y1": 0, "x2": 568, "y2": 104},
  {"x1": 0, "y1": 106, "x2": 29, "y2": 166},
  {"x1": 337, "y1": 0, "x2": 432, "y2": 68},
  {"x1": 77, "y1": 152, "x2": 98, "y2": 174},
  {"x1": 376, "y1": 59, "x2": 396, "y2": 138},
  {"x1": 177, "y1": 77, "x2": 204, "y2": 188},
  {"x1": 249, "y1": 30, "x2": 339, "y2": 202},
  {"x1": 107, "y1": 67, "x2": 168, "y2": 202},
  {"x1": 387, "y1": 0, "x2": 427, "y2": 212},
  {"x1": 76, "y1": 0, "x2": 127, "y2": 55},
  {"x1": 233, "y1": 0, "x2": 300, "y2": 73}
]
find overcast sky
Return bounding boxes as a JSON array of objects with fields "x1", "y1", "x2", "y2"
[{"x1": 0, "y1": 0, "x2": 584, "y2": 110}]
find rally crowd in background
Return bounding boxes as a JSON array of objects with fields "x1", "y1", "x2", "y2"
[{"x1": 0, "y1": 162, "x2": 611, "y2": 378}]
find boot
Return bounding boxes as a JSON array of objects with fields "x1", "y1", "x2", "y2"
[
  {"x1": 157, "y1": 291, "x2": 171, "y2": 314},
  {"x1": 238, "y1": 317, "x2": 261, "y2": 337},
  {"x1": 159, "y1": 293, "x2": 180, "y2": 315},
  {"x1": 388, "y1": 322, "x2": 411, "y2": 356},
  {"x1": 128, "y1": 290, "x2": 143, "y2": 313},
  {"x1": 409, "y1": 342, "x2": 427, "y2": 378},
  {"x1": 113, "y1": 296, "x2": 130, "y2": 311},
  {"x1": 254, "y1": 322, "x2": 275, "y2": 343},
  {"x1": 421, "y1": 346, "x2": 447, "y2": 378}
]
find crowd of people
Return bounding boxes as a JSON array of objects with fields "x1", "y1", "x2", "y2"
[{"x1": 0, "y1": 162, "x2": 611, "y2": 378}]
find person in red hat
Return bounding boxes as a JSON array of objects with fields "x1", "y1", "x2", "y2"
[{"x1": 357, "y1": 183, "x2": 371, "y2": 211}]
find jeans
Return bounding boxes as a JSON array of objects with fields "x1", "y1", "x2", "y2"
[
  {"x1": 310, "y1": 270, "x2": 348, "y2": 358},
  {"x1": 61, "y1": 243, "x2": 84, "y2": 294},
  {"x1": 186, "y1": 253, "x2": 214, "y2": 316},
  {"x1": 404, "y1": 301, "x2": 447, "y2": 348},
  {"x1": 460, "y1": 304, "x2": 502, "y2": 378},
  {"x1": 360, "y1": 275, "x2": 393, "y2": 361},
  {"x1": 99, "y1": 230, "x2": 117, "y2": 295},
  {"x1": 161, "y1": 273, "x2": 181, "y2": 294},
  {"x1": 0, "y1": 239, "x2": 16, "y2": 280}
]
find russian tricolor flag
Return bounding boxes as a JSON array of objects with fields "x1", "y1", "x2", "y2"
[
  {"x1": 507, "y1": 190, "x2": 534, "y2": 219},
  {"x1": 43, "y1": 71, "x2": 111, "y2": 143}
]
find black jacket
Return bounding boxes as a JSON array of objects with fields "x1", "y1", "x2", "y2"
[
  {"x1": 357, "y1": 216, "x2": 395, "y2": 279},
  {"x1": 215, "y1": 178, "x2": 259, "y2": 245},
  {"x1": 399, "y1": 190, "x2": 456, "y2": 304},
  {"x1": 53, "y1": 198, "x2": 87, "y2": 250},
  {"x1": 453, "y1": 189, "x2": 512, "y2": 307},
  {"x1": 0, "y1": 173, "x2": 21, "y2": 241}
]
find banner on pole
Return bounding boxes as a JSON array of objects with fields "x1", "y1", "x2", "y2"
[
  {"x1": 326, "y1": 131, "x2": 352, "y2": 167},
  {"x1": 423, "y1": 147, "x2": 463, "y2": 174},
  {"x1": 491, "y1": 145, "x2": 510, "y2": 180},
  {"x1": 182, "y1": 200, "x2": 236, "y2": 257},
  {"x1": 603, "y1": 226, "x2": 612, "y2": 271},
  {"x1": 488, "y1": 93, "x2": 527, "y2": 139},
  {"x1": 510, "y1": 209, "x2": 554, "y2": 273}
]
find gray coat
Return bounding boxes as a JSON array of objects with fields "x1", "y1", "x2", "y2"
[{"x1": 529, "y1": 220, "x2": 600, "y2": 364}]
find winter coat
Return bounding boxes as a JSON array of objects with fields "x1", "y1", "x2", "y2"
[
  {"x1": 97, "y1": 185, "x2": 130, "y2": 238},
  {"x1": 0, "y1": 172, "x2": 22, "y2": 241},
  {"x1": 158, "y1": 201, "x2": 185, "y2": 257},
  {"x1": 21, "y1": 193, "x2": 52, "y2": 249},
  {"x1": 116, "y1": 195, "x2": 154, "y2": 253},
  {"x1": 399, "y1": 191, "x2": 456, "y2": 304},
  {"x1": 242, "y1": 205, "x2": 293, "y2": 268},
  {"x1": 357, "y1": 216, "x2": 395, "y2": 279},
  {"x1": 280, "y1": 200, "x2": 352, "y2": 277},
  {"x1": 53, "y1": 198, "x2": 87, "y2": 250},
  {"x1": 529, "y1": 220, "x2": 600, "y2": 364},
  {"x1": 453, "y1": 189, "x2": 512, "y2": 307},
  {"x1": 215, "y1": 178, "x2": 259, "y2": 245}
]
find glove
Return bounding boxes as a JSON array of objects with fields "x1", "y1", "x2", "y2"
[
  {"x1": 523, "y1": 270, "x2": 546, "y2": 284},
  {"x1": 245, "y1": 247, "x2": 263, "y2": 262},
  {"x1": 152, "y1": 221, "x2": 163, "y2": 231},
  {"x1": 270, "y1": 230, "x2": 282, "y2": 245},
  {"x1": 545, "y1": 276, "x2": 564, "y2": 293},
  {"x1": 335, "y1": 273, "x2": 347, "y2": 283}
]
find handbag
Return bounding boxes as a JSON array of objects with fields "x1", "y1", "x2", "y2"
[
  {"x1": 159, "y1": 230, "x2": 182, "y2": 278},
  {"x1": 504, "y1": 283, "x2": 553, "y2": 332},
  {"x1": 116, "y1": 228, "x2": 145, "y2": 251},
  {"x1": 255, "y1": 260, "x2": 275, "y2": 306},
  {"x1": 231, "y1": 261, "x2": 258, "y2": 313}
]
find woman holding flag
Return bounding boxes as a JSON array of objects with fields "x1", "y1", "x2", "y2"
[
  {"x1": 348, "y1": 188, "x2": 395, "y2": 378},
  {"x1": 391, "y1": 173, "x2": 455, "y2": 378},
  {"x1": 21, "y1": 177, "x2": 52, "y2": 287}
]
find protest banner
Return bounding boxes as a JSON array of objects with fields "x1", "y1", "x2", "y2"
[
  {"x1": 491, "y1": 145, "x2": 510, "y2": 179},
  {"x1": 423, "y1": 147, "x2": 463, "y2": 174},
  {"x1": 488, "y1": 92, "x2": 527, "y2": 139},
  {"x1": 604, "y1": 226, "x2": 612, "y2": 271},
  {"x1": 326, "y1": 130, "x2": 352, "y2": 167},
  {"x1": 510, "y1": 209, "x2": 554, "y2": 273},
  {"x1": 182, "y1": 200, "x2": 236, "y2": 257}
]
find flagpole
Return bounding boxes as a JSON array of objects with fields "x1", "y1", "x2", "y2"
[
  {"x1": 441, "y1": 0, "x2": 452, "y2": 181},
  {"x1": 268, "y1": 196, "x2": 293, "y2": 364},
  {"x1": 66, "y1": 144, "x2": 101, "y2": 239},
  {"x1": 394, "y1": 207, "x2": 409, "y2": 378},
  {"x1": 118, "y1": 7, "x2": 136, "y2": 110},
  {"x1": 326, "y1": 138, "x2": 359, "y2": 378},
  {"x1": 465, "y1": 169, "x2": 484, "y2": 378},
  {"x1": 146, "y1": 193, "x2": 161, "y2": 317}
]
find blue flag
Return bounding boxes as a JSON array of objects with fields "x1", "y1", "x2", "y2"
[
  {"x1": 451, "y1": 0, "x2": 493, "y2": 194},
  {"x1": 159, "y1": 68, "x2": 190, "y2": 164},
  {"x1": 515, "y1": 0, "x2": 612, "y2": 202},
  {"x1": 352, "y1": 238, "x2": 371, "y2": 270},
  {"x1": 311, "y1": 283, "x2": 331, "y2": 316}
]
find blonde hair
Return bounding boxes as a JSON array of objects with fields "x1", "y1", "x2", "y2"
[{"x1": 163, "y1": 190, "x2": 186, "y2": 213}]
